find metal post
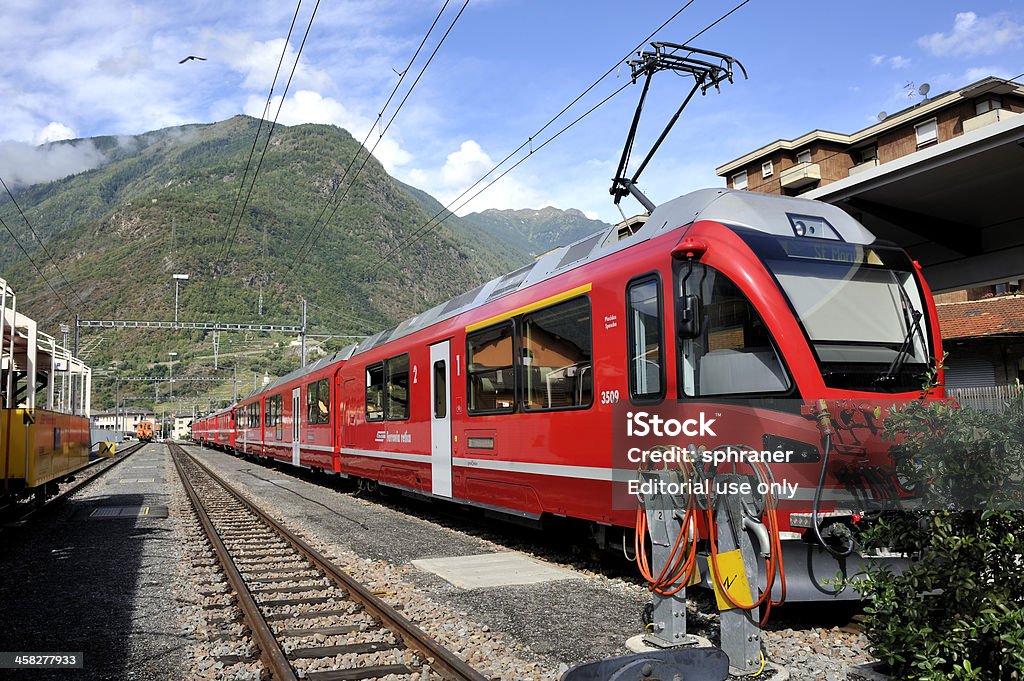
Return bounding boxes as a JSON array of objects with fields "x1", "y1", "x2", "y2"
[
  {"x1": 713, "y1": 473, "x2": 762, "y2": 676},
  {"x1": 1, "y1": 283, "x2": 9, "y2": 409},
  {"x1": 213, "y1": 331, "x2": 219, "y2": 370},
  {"x1": 233, "y1": 366, "x2": 238, "y2": 403},
  {"x1": 639, "y1": 469, "x2": 693, "y2": 648},
  {"x1": 60, "y1": 324, "x2": 70, "y2": 411},
  {"x1": 172, "y1": 273, "x2": 189, "y2": 328},
  {"x1": 300, "y1": 298, "x2": 307, "y2": 368},
  {"x1": 72, "y1": 314, "x2": 79, "y2": 415},
  {"x1": 115, "y1": 378, "x2": 120, "y2": 438}
]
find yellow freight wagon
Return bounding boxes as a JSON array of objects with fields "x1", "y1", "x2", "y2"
[{"x1": 1, "y1": 408, "x2": 91, "y2": 495}]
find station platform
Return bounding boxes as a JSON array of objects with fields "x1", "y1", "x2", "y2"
[{"x1": 0, "y1": 443, "x2": 187, "y2": 679}]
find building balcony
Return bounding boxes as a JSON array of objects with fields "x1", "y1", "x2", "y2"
[
  {"x1": 780, "y1": 161, "x2": 821, "y2": 189},
  {"x1": 849, "y1": 159, "x2": 879, "y2": 176},
  {"x1": 963, "y1": 108, "x2": 1020, "y2": 134}
]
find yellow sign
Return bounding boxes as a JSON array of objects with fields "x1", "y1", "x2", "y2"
[{"x1": 708, "y1": 550, "x2": 754, "y2": 610}]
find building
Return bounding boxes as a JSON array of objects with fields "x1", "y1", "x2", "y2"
[
  {"x1": 716, "y1": 76, "x2": 1024, "y2": 399},
  {"x1": 91, "y1": 410, "x2": 155, "y2": 433},
  {"x1": 171, "y1": 415, "x2": 193, "y2": 441},
  {"x1": 716, "y1": 76, "x2": 1023, "y2": 198},
  {"x1": 716, "y1": 76, "x2": 1024, "y2": 292}
]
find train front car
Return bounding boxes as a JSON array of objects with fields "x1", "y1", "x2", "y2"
[{"x1": 634, "y1": 189, "x2": 941, "y2": 601}]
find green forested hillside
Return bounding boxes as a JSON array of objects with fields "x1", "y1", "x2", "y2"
[
  {"x1": 0, "y1": 117, "x2": 606, "y2": 412},
  {"x1": 460, "y1": 205, "x2": 610, "y2": 258}
]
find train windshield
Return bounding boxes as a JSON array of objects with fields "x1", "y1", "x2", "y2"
[{"x1": 736, "y1": 229, "x2": 931, "y2": 391}]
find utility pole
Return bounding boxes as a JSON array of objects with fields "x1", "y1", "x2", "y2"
[
  {"x1": 72, "y1": 315, "x2": 79, "y2": 414},
  {"x1": 300, "y1": 298, "x2": 307, "y2": 367},
  {"x1": 213, "y1": 331, "x2": 219, "y2": 370},
  {"x1": 233, "y1": 366, "x2": 238, "y2": 403},
  {"x1": 60, "y1": 323, "x2": 70, "y2": 412},
  {"x1": 172, "y1": 274, "x2": 189, "y2": 326}
]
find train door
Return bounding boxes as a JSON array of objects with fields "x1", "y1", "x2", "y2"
[
  {"x1": 429, "y1": 340, "x2": 453, "y2": 497},
  {"x1": 291, "y1": 387, "x2": 301, "y2": 466}
]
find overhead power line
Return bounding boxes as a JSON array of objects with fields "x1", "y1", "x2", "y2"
[
  {"x1": 0, "y1": 214, "x2": 74, "y2": 315},
  {"x1": 0, "y1": 174, "x2": 86, "y2": 308},
  {"x1": 294, "y1": 0, "x2": 455, "y2": 259},
  {"x1": 219, "y1": 0, "x2": 322, "y2": 264},
  {"x1": 220, "y1": 0, "x2": 305, "y2": 253},
  {"x1": 361, "y1": 0, "x2": 756, "y2": 277},
  {"x1": 294, "y1": 0, "x2": 470, "y2": 263}
]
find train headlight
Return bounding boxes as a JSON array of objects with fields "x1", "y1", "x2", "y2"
[{"x1": 787, "y1": 213, "x2": 840, "y2": 240}]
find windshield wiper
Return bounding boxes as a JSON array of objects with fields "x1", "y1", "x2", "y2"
[{"x1": 874, "y1": 309, "x2": 923, "y2": 388}]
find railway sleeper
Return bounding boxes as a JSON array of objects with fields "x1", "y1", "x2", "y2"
[
  {"x1": 289, "y1": 641, "x2": 401, "y2": 659},
  {"x1": 276, "y1": 625, "x2": 365, "y2": 638},
  {"x1": 264, "y1": 606, "x2": 363, "y2": 622},
  {"x1": 304, "y1": 664, "x2": 413, "y2": 681}
]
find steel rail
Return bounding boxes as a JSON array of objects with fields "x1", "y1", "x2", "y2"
[
  {"x1": 170, "y1": 443, "x2": 298, "y2": 681},
  {"x1": 177, "y1": 444, "x2": 488, "y2": 681}
]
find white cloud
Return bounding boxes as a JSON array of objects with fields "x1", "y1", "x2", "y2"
[
  {"x1": 918, "y1": 11, "x2": 1024, "y2": 57},
  {"x1": 216, "y1": 34, "x2": 334, "y2": 93},
  {"x1": 399, "y1": 140, "x2": 550, "y2": 216},
  {"x1": 0, "y1": 139, "x2": 106, "y2": 188},
  {"x1": 870, "y1": 54, "x2": 911, "y2": 69},
  {"x1": 34, "y1": 122, "x2": 77, "y2": 144}
]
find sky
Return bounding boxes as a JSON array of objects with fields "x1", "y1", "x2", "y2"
[{"x1": 0, "y1": 0, "x2": 1022, "y2": 224}]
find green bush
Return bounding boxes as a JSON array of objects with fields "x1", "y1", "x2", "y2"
[{"x1": 855, "y1": 384, "x2": 1024, "y2": 679}]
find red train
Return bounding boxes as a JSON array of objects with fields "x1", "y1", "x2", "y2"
[{"x1": 193, "y1": 188, "x2": 942, "y2": 601}]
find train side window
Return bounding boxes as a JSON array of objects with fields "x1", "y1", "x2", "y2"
[
  {"x1": 522, "y1": 296, "x2": 593, "y2": 411},
  {"x1": 677, "y1": 263, "x2": 790, "y2": 397},
  {"x1": 366, "y1": 363, "x2": 385, "y2": 421},
  {"x1": 306, "y1": 378, "x2": 330, "y2": 424},
  {"x1": 263, "y1": 395, "x2": 283, "y2": 438},
  {"x1": 386, "y1": 354, "x2": 410, "y2": 421},
  {"x1": 433, "y1": 360, "x2": 447, "y2": 419},
  {"x1": 627, "y1": 276, "x2": 665, "y2": 401},
  {"x1": 467, "y1": 321, "x2": 515, "y2": 414}
]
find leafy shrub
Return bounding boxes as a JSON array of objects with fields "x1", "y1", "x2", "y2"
[{"x1": 855, "y1": 384, "x2": 1024, "y2": 679}]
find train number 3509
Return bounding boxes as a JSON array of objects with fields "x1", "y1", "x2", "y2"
[{"x1": 600, "y1": 390, "x2": 620, "y2": 405}]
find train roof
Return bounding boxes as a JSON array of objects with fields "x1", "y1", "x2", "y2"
[
  {"x1": 239, "y1": 346, "x2": 357, "y2": 401},
  {"x1": 349, "y1": 188, "x2": 876, "y2": 357}
]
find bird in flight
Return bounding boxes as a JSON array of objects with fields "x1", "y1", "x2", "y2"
[{"x1": 179, "y1": 55, "x2": 207, "y2": 64}]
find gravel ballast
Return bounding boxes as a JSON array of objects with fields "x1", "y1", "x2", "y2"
[{"x1": 187, "y1": 444, "x2": 878, "y2": 681}]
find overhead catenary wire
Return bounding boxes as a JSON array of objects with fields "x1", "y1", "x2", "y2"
[
  {"x1": 294, "y1": 0, "x2": 470, "y2": 264},
  {"x1": 0, "y1": 214, "x2": 74, "y2": 315},
  {"x1": 220, "y1": 0, "x2": 306, "y2": 257},
  {"x1": 293, "y1": 0, "x2": 458, "y2": 260},
  {"x1": 360, "y1": 80, "x2": 633, "y2": 278},
  {"x1": 219, "y1": 0, "x2": 322, "y2": 265},
  {"x1": 0, "y1": 174, "x2": 87, "y2": 309},
  {"x1": 361, "y1": 0, "x2": 754, "y2": 278}
]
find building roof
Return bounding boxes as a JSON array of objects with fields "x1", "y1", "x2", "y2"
[
  {"x1": 937, "y1": 295, "x2": 1024, "y2": 339},
  {"x1": 716, "y1": 76, "x2": 1024, "y2": 176}
]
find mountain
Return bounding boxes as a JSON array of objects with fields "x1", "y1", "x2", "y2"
[
  {"x1": 459, "y1": 206, "x2": 611, "y2": 258},
  {"x1": 0, "y1": 117, "x2": 606, "y2": 410}
]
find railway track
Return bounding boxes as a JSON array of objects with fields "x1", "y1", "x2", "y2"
[
  {"x1": 169, "y1": 442, "x2": 489, "y2": 681},
  {"x1": 2, "y1": 440, "x2": 146, "y2": 528}
]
